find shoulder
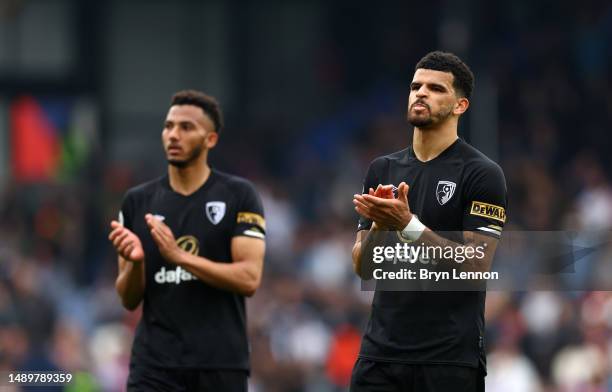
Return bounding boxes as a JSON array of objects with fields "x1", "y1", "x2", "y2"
[
  {"x1": 124, "y1": 176, "x2": 166, "y2": 200},
  {"x1": 368, "y1": 147, "x2": 410, "y2": 172},
  {"x1": 459, "y1": 141, "x2": 505, "y2": 179},
  {"x1": 378, "y1": 147, "x2": 410, "y2": 163},
  {"x1": 214, "y1": 170, "x2": 260, "y2": 195},
  {"x1": 456, "y1": 142, "x2": 506, "y2": 193}
]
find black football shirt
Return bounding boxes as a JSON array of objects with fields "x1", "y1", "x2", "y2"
[
  {"x1": 119, "y1": 169, "x2": 266, "y2": 371},
  {"x1": 356, "y1": 138, "x2": 507, "y2": 369}
]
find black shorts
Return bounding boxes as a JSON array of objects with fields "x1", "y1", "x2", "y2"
[
  {"x1": 127, "y1": 362, "x2": 248, "y2": 392},
  {"x1": 350, "y1": 358, "x2": 485, "y2": 392}
]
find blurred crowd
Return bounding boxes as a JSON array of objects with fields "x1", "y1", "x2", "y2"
[{"x1": 2, "y1": 1, "x2": 612, "y2": 391}]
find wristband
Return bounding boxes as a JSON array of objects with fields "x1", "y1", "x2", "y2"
[{"x1": 399, "y1": 215, "x2": 426, "y2": 241}]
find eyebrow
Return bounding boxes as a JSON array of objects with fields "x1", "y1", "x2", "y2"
[
  {"x1": 164, "y1": 119, "x2": 197, "y2": 127},
  {"x1": 410, "y1": 82, "x2": 449, "y2": 91}
]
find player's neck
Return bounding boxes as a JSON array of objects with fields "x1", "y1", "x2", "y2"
[
  {"x1": 167, "y1": 158, "x2": 211, "y2": 196},
  {"x1": 412, "y1": 123, "x2": 458, "y2": 162}
]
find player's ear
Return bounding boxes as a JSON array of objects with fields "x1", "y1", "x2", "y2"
[
  {"x1": 205, "y1": 131, "x2": 219, "y2": 149},
  {"x1": 453, "y1": 97, "x2": 469, "y2": 115}
]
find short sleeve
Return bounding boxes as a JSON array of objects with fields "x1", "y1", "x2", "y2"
[
  {"x1": 462, "y1": 162, "x2": 508, "y2": 238},
  {"x1": 119, "y1": 192, "x2": 135, "y2": 231},
  {"x1": 233, "y1": 181, "x2": 266, "y2": 240},
  {"x1": 357, "y1": 160, "x2": 382, "y2": 232}
]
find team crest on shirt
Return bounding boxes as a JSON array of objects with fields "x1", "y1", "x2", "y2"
[
  {"x1": 205, "y1": 201, "x2": 226, "y2": 225},
  {"x1": 436, "y1": 181, "x2": 456, "y2": 205},
  {"x1": 391, "y1": 185, "x2": 398, "y2": 198}
]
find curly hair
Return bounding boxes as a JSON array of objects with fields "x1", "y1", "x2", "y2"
[
  {"x1": 415, "y1": 51, "x2": 474, "y2": 99},
  {"x1": 170, "y1": 90, "x2": 224, "y2": 133}
]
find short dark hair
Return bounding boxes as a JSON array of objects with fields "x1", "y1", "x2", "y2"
[
  {"x1": 415, "y1": 51, "x2": 474, "y2": 99},
  {"x1": 170, "y1": 90, "x2": 224, "y2": 133}
]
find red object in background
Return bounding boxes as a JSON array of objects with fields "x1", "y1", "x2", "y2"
[
  {"x1": 10, "y1": 96, "x2": 61, "y2": 182},
  {"x1": 325, "y1": 324, "x2": 362, "y2": 387}
]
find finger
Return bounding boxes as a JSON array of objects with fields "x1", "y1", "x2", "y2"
[
  {"x1": 109, "y1": 227, "x2": 123, "y2": 241},
  {"x1": 118, "y1": 241, "x2": 133, "y2": 256},
  {"x1": 397, "y1": 182, "x2": 409, "y2": 201},
  {"x1": 117, "y1": 238, "x2": 133, "y2": 255},
  {"x1": 116, "y1": 232, "x2": 133, "y2": 248},
  {"x1": 358, "y1": 203, "x2": 389, "y2": 223},
  {"x1": 157, "y1": 228, "x2": 171, "y2": 243},
  {"x1": 360, "y1": 202, "x2": 384, "y2": 217},
  {"x1": 152, "y1": 220, "x2": 171, "y2": 239},
  {"x1": 373, "y1": 185, "x2": 383, "y2": 197},
  {"x1": 145, "y1": 215, "x2": 156, "y2": 229},
  {"x1": 148, "y1": 220, "x2": 162, "y2": 234},
  {"x1": 380, "y1": 184, "x2": 394, "y2": 198},
  {"x1": 127, "y1": 245, "x2": 143, "y2": 261},
  {"x1": 111, "y1": 220, "x2": 122, "y2": 229},
  {"x1": 150, "y1": 227, "x2": 160, "y2": 242},
  {"x1": 158, "y1": 221, "x2": 173, "y2": 236},
  {"x1": 353, "y1": 198, "x2": 372, "y2": 212},
  {"x1": 354, "y1": 195, "x2": 375, "y2": 210},
  {"x1": 112, "y1": 231, "x2": 130, "y2": 248},
  {"x1": 150, "y1": 228, "x2": 166, "y2": 247},
  {"x1": 368, "y1": 187, "x2": 375, "y2": 195},
  {"x1": 362, "y1": 194, "x2": 393, "y2": 206},
  {"x1": 147, "y1": 214, "x2": 167, "y2": 235},
  {"x1": 375, "y1": 184, "x2": 387, "y2": 197},
  {"x1": 124, "y1": 244, "x2": 134, "y2": 259},
  {"x1": 145, "y1": 213, "x2": 160, "y2": 225},
  {"x1": 354, "y1": 205, "x2": 373, "y2": 219}
]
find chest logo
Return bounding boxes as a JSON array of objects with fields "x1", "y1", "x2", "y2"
[
  {"x1": 436, "y1": 181, "x2": 456, "y2": 205},
  {"x1": 205, "y1": 201, "x2": 226, "y2": 225},
  {"x1": 176, "y1": 235, "x2": 200, "y2": 255}
]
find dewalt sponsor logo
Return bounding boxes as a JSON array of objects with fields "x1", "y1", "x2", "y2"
[{"x1": 470, "y1": 201, "x2": 506, "y2": 223}]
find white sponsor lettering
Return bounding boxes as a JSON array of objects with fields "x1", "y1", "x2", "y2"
[{"x1": 154, "y1": 266, "x2": 198, "y2": 285}]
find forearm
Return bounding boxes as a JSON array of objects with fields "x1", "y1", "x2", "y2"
[
  {"x1": 177, "y1": 253, "x2": 260, "y2": 296},
  {"x1": 353, "y1": 227, "x2": 388, "y2": 279},
  {"x1": 411, "y1": 229, "x2": 492, "y2": 273},
  {"x1": 115, "y1": 260, "x2": 145, "y2": 310}
]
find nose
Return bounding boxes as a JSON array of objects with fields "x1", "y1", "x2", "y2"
[
  {"x1": 167, "y1": 125, "x2": 180, "y2": 141},
  {"x1": 416, "y1": 85, "x2": 427, "y2": 98}
]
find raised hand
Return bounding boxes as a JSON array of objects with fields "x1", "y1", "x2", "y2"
[
  {"x1": 145, "y1": 213, "x2": 184, "y2": 264},
  {"x1": 353, "y1": 182, "x2": 413, "y2": 231},
  {"x1": 370, "y1": 184, "x2": 395, "y2": 199},
  {"x1": 109, "y1": 221, "x2": 145, "y2": 263}
]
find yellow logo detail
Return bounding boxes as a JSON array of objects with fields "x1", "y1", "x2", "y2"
[
  {"x1": 176, "y1": 235, "x2": 200, "y2": 255},
  {"x1": 237, "y1": 212, "x2": 266, "y2": 229},
  {"x1": 470, "y1": 201, "x2": 506, "y2": 223}
]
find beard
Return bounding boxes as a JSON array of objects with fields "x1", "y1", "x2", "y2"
[
  {"x1": 167, "y1": 144, "x2": 203, "y2": 168},
  {"x1": 407, "y1": 102, "x2": 454, "y2": 128}
]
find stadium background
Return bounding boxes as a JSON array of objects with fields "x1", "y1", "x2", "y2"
[{"x1": 1, "y1": 0, "x2": 611, "y2": 390}]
